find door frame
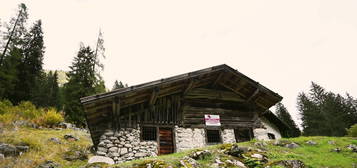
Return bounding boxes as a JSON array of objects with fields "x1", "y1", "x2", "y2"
[{"x1": 141, "y1": 124, "x2": 176, "y2": 154}]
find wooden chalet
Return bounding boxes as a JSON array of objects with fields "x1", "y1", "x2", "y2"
[{"x1": 81, "y1": 64, "x2": 287, "y2": 157}]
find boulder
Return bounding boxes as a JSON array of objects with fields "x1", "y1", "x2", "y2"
[
  {"x1": 251, "y1": 153, "x2": 263, "y2": 160},
  {"x1": 58, "y1": 122, "x2": 72, "y2": 129},
  {"x1": 0, "y1": 143, "x2": 17, "y2": 157},
  {"x1": 305, "y1": 140, "x2": 317, "y2": 145},
  {"x1": 48, "y1": 137, "x2": 61, "y2": 144},
  {"x1": 189, "y1": 150, "x2": 211, "y2": 160},
  {"x1": 63, "y1": 150, "x2": 87, "y2": 161},
  {"x1": 225, "y1": 159, "x2": 247, "y2": 168},
  {"x1": 328, "y1": 140, "x2": 335, "y2": 145},
  {"x1": 275, "y1": 160, "x2": 305, "y2": 168},
  {"x1": 331, "y1": 148, "x2": 341, "y2": 153},
  {"x1": 285, "y1": 143, "x2": 300, "y2": 149},
  {"x1": 16, "y1": 145, "x2": 29, "y2": 152},
  {"x1": 227, "y1": 144, "x2": 245, "y2": 157},
  {"x1": 0, "y1": 153, "x2": 4, "y2": 161},
  {"x1": 37, "y1": 160, "x2": 61, "y2": 168},
  {"x1": 88, "y1": 156, "x2": 114, "y2": 165},
  {"x1": 347, "y1": 144, "x2": 357, "y2": 153},
  {"x1": 180, "y1": 156, "x2": 199, "y2": 168},
  {"x1": 64, "y1": 134, "x2": 79, "y2": 141}
]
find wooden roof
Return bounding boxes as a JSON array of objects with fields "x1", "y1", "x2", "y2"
[{"x1": 81, "y1": 64, "x2": 282, "y2": 110}]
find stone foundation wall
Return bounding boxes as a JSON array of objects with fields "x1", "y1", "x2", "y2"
[
  {"x1": 96, "y1": 128, "x2": 157, "y2": 163},
  {"x1": 221, "y1": 129, "x2": 236, "y2": 143},
  {"x1": 253, "y1": 117, "x2": 282, "y2": 140},
  {"x1": 174, "y1": 127, "x2": 206, "y2": 152}
]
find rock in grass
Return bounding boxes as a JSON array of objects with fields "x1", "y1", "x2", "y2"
[
  {"x1": 328, "y1": 140, "x2": 335, "y2": 145},
  {"x1": 305, "y1": 140, "x2": 317, "y2": 145},
  {"x1": 63, "y1": 150, "x2": 88, "y2": 161},
  {"x1": 227, "y1": 144, "x2": 245, "y2": 157},
  {"x1": 346, "y1": 144, "x2": 357, "y2": 153},
  {"x1": 0, "y1": 143, "x2": 17, "y2": 157},
  {"x1": 275, "y1": 160, "x2": 305, "y2": 168},
  {"x1": 285, "y1": 143, "x2": 300, "y2": 149},
  {"x1": 37, "y1": 160, "x2": 61, "y2": 168},
  {"x1": 189, "y1": 150, "x2": 211, "y2": 160},
  {"x1": 180, "y1": 156, "x2": 199, "y2": 168},
  {"x1": 225, "y1": 159, "x2": 247, "y2": 168},
  {"x1": 64, "y1": 134, "x2": 79, "y2": 141},
  {"x1": 331, "y1": 148, "x2": 341, "y2": 153},
  {"x1": 15, "y1": 145, "x2": 29, "y2": 152},
  {"x1": 0, "y1": 153, "x2": 4, "y2": 161},
  {"x1": 48, "y1": 137, "x2": 61, "y2": 144},
  {"x1": 88, "y1": 156, "x2": 114, "y2": 165},
  {"x1": 251, "y1": 153, "x2": 264, "y2": 160}
]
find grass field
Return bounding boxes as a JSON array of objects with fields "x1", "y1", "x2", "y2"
[{"x1": 1, "y1": 127, "x2": 356, "y2": 168}]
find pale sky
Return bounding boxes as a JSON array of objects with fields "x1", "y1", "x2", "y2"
[{"x1": 1, "y1": 0, "x2": 357, "y2": 126}]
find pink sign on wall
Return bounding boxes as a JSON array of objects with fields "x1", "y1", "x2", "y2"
[{"x1": 204, "y1": 114, "x2": 221, "y2": 126}]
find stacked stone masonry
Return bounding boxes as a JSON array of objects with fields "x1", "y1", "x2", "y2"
[
  {"x1": 96, "y1": 128, "x2": 157, "y2": 163},
  {"x1": 96, "y1": 123, "x2": 281, "y2": 163},
  {"x1": 174, "y1": 127, "x2": 206, "y2": 152}
]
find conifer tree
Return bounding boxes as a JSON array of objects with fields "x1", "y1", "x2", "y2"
[
  {"x1": 112, "y1": 80, "x2": 125, "y2": 90},
  {"x1": 275, "y1": 102, "x2": 300, "y2": 137},
  {"x1": 298, "y1": 82, "x2": 357, "y2": 136},
  {"x1": 12, "y1": 20, "x2": 44, "y2": 103},
  {"x1": 64, "y1": 44, "x2": 106, "y2": 126},
  {"x1": 0, "y1": 4, "x2": 28, "y2": 100}
]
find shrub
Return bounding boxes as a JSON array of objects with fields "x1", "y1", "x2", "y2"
[
  {"x1": 346, "y1": 124, "x2": 357, "y2": 137},
  {"x1": 0, "y1": 100, "x2": 13, "y2": 115},
  {"x1": 17, "y1": 101, "x2": 42, "y2": 119},
  {"x1": 37, "y1": 108, "x2": 64, "y2": 127}
]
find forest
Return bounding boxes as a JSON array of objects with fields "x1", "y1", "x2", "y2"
[{"x1": 0, "y1": 4, "x2": 357, "y2": 137}]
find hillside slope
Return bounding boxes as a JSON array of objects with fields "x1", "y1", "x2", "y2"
[{"x1": 0, "y1": 127, "x2": 356, "y2": 168}]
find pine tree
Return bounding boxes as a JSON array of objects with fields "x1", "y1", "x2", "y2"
[
  {"x1": 275, "y1": 102, "x2": 300, "y2": 137},
  {"x1": 298, "y1": 82, "x2": 357, "y2": 136},
  {"x1": 64, "y1": 44, "x2": 106, "y2": 126},
  {"x1": 0, "y1": 4, "x2": 28, "y2": 100},
  {"x1": 112, "y1": 80, "x2": 125, "y2": 90},
  {"x1": 12, "y1": 20, "x2": 44, "y2": 103}
]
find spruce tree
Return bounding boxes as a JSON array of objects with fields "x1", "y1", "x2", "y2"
[
  {"x1": 12, "y1": 20, "x2": 44, "y2": 103},
  {"x1": 298, "y1": 82, "x2": 357, "y2": 136},
  {"x1": 64, "y1": 44, "x2": 106, "y2": 126},
  {"x1": 275, "y1": 102, "x2": 300, "y2": 137},
  {"x1": 0, "y1": 3, "x2": 28, "y2": 100},
  {"x1": 112, "y1": 80, "x2": 125, "y2": 90}
]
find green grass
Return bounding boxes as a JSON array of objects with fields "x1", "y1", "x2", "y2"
[
  {"x1": 1, "y1": 127, "x2": 356, "y2": 168},
  {"x1": 115, "y1": 136, "x2": 357, "y2": 168},
  {"x1": 0, "y1": 127, "x2": 92, "y2": 168}
]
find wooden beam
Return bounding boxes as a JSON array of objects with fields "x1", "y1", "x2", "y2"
[
  {"x1": 218, "y1": 81, "x2": 246, "y2": 98},
  {"x1": 149, "y1": 87, "x2": 160, "y2": 105},
  {"x1": 183, "y1": 79, "x2": 195, "y2": 95},
  {"x1": 212, "y1": 72, "x2": 224, "y2": 87},
  {"x1": 246, "y1": 88, "x2": 260, "y2": 102}
]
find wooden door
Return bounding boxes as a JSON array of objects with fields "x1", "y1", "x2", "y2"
[{"x1": 159, "y1": 128, "x2": 174, "y2": 155}]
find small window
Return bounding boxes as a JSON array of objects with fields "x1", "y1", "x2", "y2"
[
  {"x1": 267, "y1": 133, "x2": 275, "y2": 140},
  {"x1": 142, "y1": 127, "x2": 157, "y2": 141},
  {"x1": 206, "y1": 129, "x2": 221, "y2": 144}
]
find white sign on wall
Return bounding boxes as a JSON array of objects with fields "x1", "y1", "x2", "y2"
[{"x1": 204, "y1": 114, "x2": 221, "y2": 126}]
